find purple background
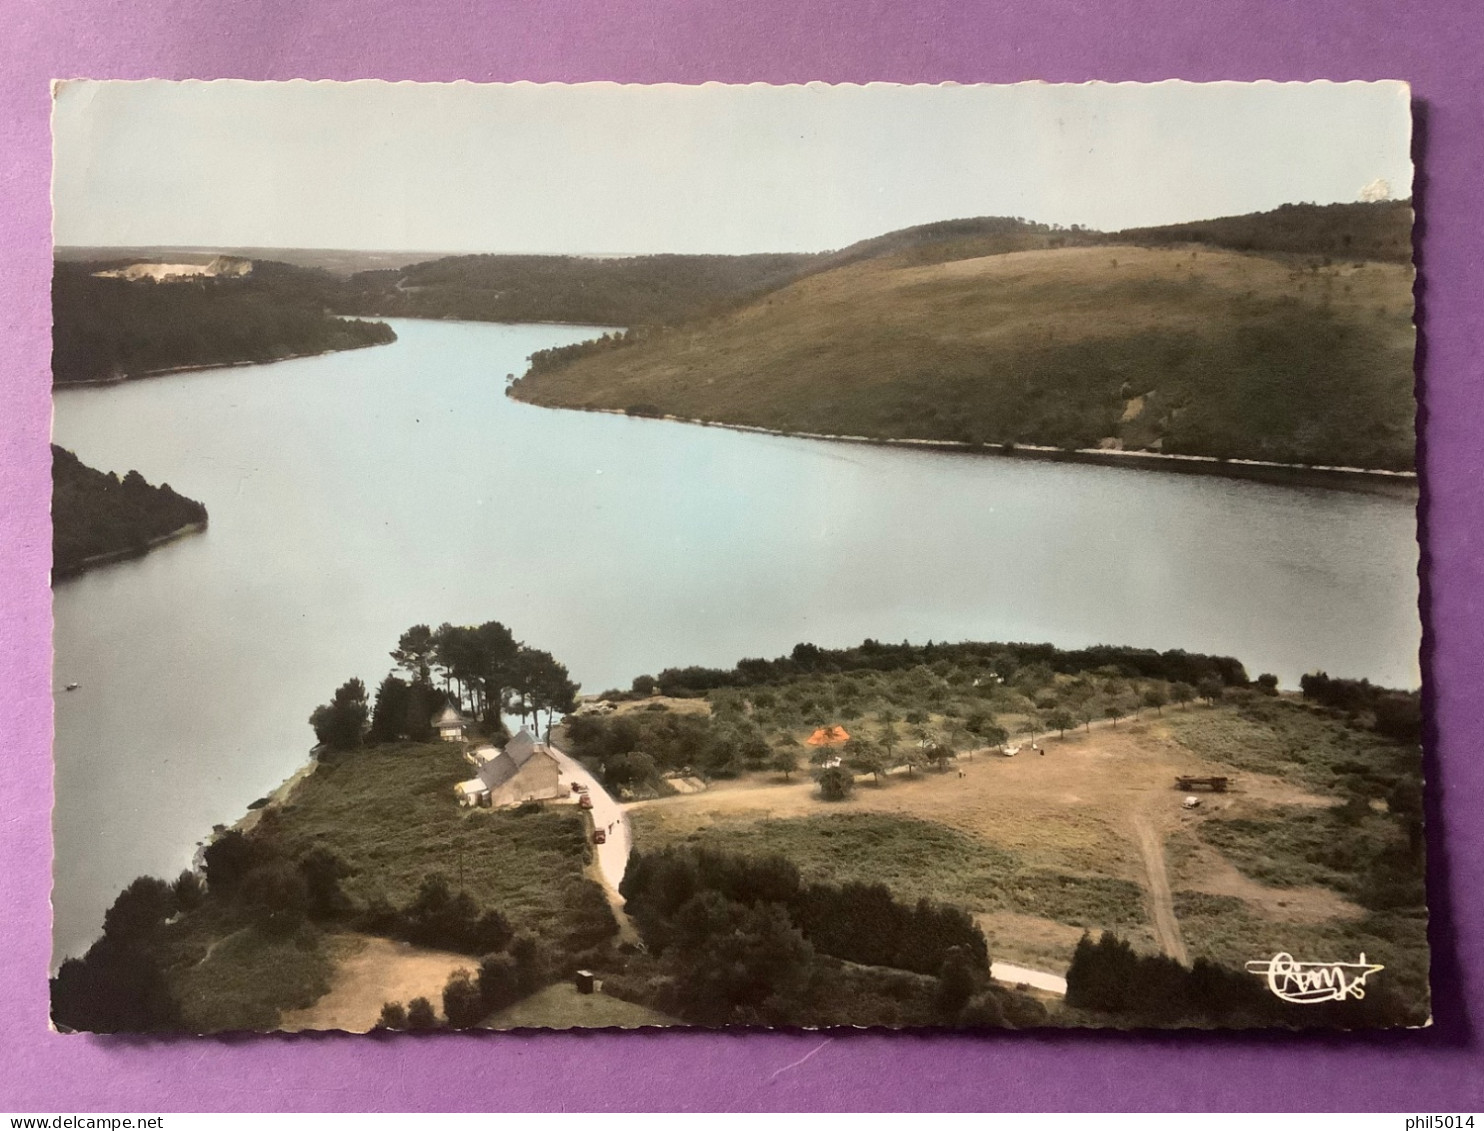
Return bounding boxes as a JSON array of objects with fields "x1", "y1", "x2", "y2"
[{"x1": 2, "y1": 0, "x2": 1481, "y2": 1112}]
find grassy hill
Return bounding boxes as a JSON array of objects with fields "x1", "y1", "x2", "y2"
[{"x1": 510, "y1": 203, "x2": 1416, "y2": 471}]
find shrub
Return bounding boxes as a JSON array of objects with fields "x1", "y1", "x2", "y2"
[
  {"x1": 442, "y1": 970, "x2": 486, "y2": 1029},
  {"x1": 406, "y1": 997, "x2": 438, "y2": 1031},
  {"x1": 477, "y1": 953, "x2": 521, "y2": 1013},
  {"x1": 376, "y1": 1001, "x2": 408, "y2": 1030}
]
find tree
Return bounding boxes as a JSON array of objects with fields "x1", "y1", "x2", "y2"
[
  {"x1": 202, "y1": 830, "x2": 267, "y2": 894},
  {"x1": 1255, "y1": 673, "x2": 1280, "y2": 696},
  {"x1": 368, "y1": 674, "x2": 411, "y2": 743},
  {"x1": 978, "y1": 721, "x2": 1009, "y2": 750},
  {"x1": 924, "y1": 741, "x2": 956, "y2": 773},
  {"x1": 406, "y1": 996, "x2": 438, "y2": 1030},
  {"x1": 935, "y1": 945, "x2": 979, "y2": 1021},
  {"x1": 631, "y1": 673, "x2": 657, "y2": 697},
  {"x1": 390, "y1": 624, "x2": 437, "y2": 686},
  {"x1": 298, "y1": 847, "x2": 351, "y2": 919},
  {"x1": 770, "y1": 744, "x2": 800, "y2": 780},
  {"x1": 844, "y1": 735, "x2": 888, "y2": 784},
  {"x1": 1104, "y1": 703, "x2": 1124, "y2": 727},
  {"x1": 877, "y1": 712, "x2": 901, "y2": 761},
  {"x1": 663, "y1": 892, "x2": 815, "y2": 1026},
  {"x1": 242, "y1": 859, "x2": 310, "y2": 935},
  {"x1": 1142, "y1": 687, "x2": 1168, "y2": 715},
  {"x1": 900, "y1": 743, "x2": 927, "y2": 777},
  {"x1": 309, "y1": 677, "x2": 369, "y2": 750},
  {"x1": 376, "y1": 1001, "x2": 408, "y2": 1030},
  {"x1": 101, "y1": 876, "x2": 176, "y2": 943},
  {"x1": 477, "y1": 953, "x2": 521, "y2": 1013},
  {"x1": 1196, "y1": 677, "x2": 1224, "y2": 705},
  {"x1": 1045, "y1": 708, "x2": 1076, "y2": 738},
  {"x1": 1171, "y1": 682, "x2": 1196, "y2": 709},
  {"x1": 442, "y1": 969, "x2": 486, "y2": 1029},
  {"x1": 815, "y1": 764, "x2": 854, "y2": 801}
]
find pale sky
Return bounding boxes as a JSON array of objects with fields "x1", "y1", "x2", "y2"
[{"x1": 51, "y1": 80, "x2": 1412, "y2": 255}]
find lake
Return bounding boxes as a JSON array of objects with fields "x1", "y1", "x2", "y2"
[{"x1": 50, "y1": 317, "x2": 1421, "y2": 966}]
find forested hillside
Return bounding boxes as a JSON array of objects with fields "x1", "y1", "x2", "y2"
[
  {"x1": 52, "y1": 445, "x2": 208, "y2": 578},
  {"x1": 332, "y1": 252, "x2": 820, "y2": 326},
  {"x1": 52, "y1": 260, "x2": 396, "y2": 385}
]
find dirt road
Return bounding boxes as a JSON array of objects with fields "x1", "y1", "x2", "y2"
[{"x1": 1132, "y1": 812, "x2": 1188, "y2": 965}]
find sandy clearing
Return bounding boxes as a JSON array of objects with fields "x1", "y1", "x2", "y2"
[{"x1": 278, "y1": 934, "x2": 474, "y2": 1033}]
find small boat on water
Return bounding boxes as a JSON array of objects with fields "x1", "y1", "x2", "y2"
[{"x1": 64, "y1": 683, "x2": 80, "y2": 691}]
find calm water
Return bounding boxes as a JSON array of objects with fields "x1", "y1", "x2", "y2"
[{"x1": 50, "y1": 318, "x2": 1421, "y2": 965}]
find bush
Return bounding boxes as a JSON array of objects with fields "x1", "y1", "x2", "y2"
[
  {"x1": 815, "y1": 765, "x2": 854, "y2": 801},
  {"x1": 376, "y1": 1001, "x2": 408, "y2": 1030},
  {"x1": 442, "y1": 970, "x2": 486, "y2": 1029},
  {"x1": 406, "y1": 997, "x2": 438, "y2": 1031},
  {"x1": 477, "y1": 953, "x2": 521, "y2": 1013}
]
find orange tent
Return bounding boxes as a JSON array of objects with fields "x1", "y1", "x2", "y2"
[{"x1": 805, "y1": 725, "x2": 850, "y2": 747}]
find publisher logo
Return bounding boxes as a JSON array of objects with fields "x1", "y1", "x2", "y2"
[{"x1": 1244, "y1": 952, "x2": 1384, "y2": 1004}]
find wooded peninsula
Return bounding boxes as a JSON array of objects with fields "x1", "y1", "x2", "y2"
[{"x1": 51, "y1": 445, "x2": 208, "y2": 579}]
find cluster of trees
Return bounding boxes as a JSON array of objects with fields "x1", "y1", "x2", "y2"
[
  {"x1": 1065, "y1": 930, "x2": 1421, "y2": 1028},
  {"x1": 565, "y1": 709, "x2": 772, "y2": 792},
  {"x1": 360, "y1": 874, "x2": 516, "y2": 956},
  {"x1": 308, "y1": 620, "x2": 580, "y2": 751},
  {"x1": 1116, "y1": 200, "x2": 1413, "y2": 265},
  {"x1": 624, "y1": 639, "x2": 1248, "y2": 698},
  {"x1": 51, "y1": 445, "x2": 208, "y2": 578},
  {"x1": 621, "y1": 846, "x2": 987, "y2": 979},
  {"x1": 616, "y1": 846, "x2": 1034, "y2": 1027},
  {"x1": 1300, "y1": 671, "x2": 1422, "y2": 744},
  {"x1": 50, "y1": 833, "x2": 354, "y2": 1032},
  {"x1": 50, "y1": 874, "x2": 196, "y2": 1032},
  {"x1": 377, "y1": 934, "x2": 550, "y2": 1031},
  {"x1": 52, "y1": 260, "x2": 395, "y2": 385}
]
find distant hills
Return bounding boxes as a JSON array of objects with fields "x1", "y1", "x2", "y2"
[
  {"x1": 53, "y1": 200, "x2": 1416, "y2": 471},
  {"x1": 508, "y1": 201, "x2": 1417, "y2": 472}
]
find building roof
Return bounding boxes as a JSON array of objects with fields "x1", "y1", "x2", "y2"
[
  {"x1": 476, "y1": 728, "x2": 556, "y2": 792},
  {"x1": 432, "y1": 703, "x2": 470, "y2": 728},
  {"x1": 806, "y1": 725, "x2": 850, "y2": 747}
]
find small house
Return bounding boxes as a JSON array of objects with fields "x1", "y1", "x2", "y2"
[
  {"x1": 432, "y1": 703, "x2": 472, "y2": 743},
  {"x1": 454, "y1": 727, "x2": 565, "y2": 808}
]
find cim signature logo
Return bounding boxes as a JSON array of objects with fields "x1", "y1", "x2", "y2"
[{"x1": 1245, "y1": 952, "x2": 1385, "y2": 1004}]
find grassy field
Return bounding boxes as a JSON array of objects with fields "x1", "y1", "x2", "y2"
[
  {"x1": 258, "y1": 742, "x2": 600, "y2": 951},
  {"x1": 1164, "y1": 697, "x2": 1418, "y2": 796},
  {"x1": 511, "y1": 240, "x2": 1415, "y2": 470},
  {"x1": 630, "y1": 809, "x2": 1151, "y2": 959}
]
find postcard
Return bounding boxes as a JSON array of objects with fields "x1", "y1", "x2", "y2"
[{"x1": 47, "y1": 79, "x2": 1425, "y2": 1033}]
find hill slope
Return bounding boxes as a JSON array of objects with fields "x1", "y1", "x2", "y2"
[{"x1": 510, "y1": 236, "x2": 1416, "y2": 471}]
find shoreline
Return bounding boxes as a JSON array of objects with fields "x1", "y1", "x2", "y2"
[
  {"x1": 508, "y1": 396, "x2": 1419, "y2": 498},
  {"x1": 52, "y1": 519, "x2": 207, "y2": 582},
  {"x1": 52, "y1": 335, "x2": 395, "y2": 389}
]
